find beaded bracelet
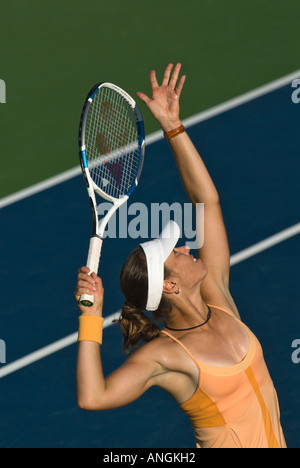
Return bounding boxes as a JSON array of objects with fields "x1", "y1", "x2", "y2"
[{"x1": 163, "y1": 124, "x2": 185, "y2": 140}]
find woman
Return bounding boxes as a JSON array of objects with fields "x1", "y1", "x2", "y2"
[{"x1": 74, "y1": 63, "x2": 286, "y2": 448}]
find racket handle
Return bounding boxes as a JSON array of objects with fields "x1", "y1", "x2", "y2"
[{"x1": 80, "y1": 236, "x2": 103, "y2": 307}]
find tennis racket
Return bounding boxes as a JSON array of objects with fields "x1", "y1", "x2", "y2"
[{"x1": 78, "y1": 82, "x2": 145, "y2": 306}]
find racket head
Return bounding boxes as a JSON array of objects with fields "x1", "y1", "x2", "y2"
[{"x1": 78, "y1": 82, "x2": 145, "y2": 205}]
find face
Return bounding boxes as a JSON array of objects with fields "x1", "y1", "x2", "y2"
[{"x1": 164, "y1": 246, "x2": 208, "y2": 291}]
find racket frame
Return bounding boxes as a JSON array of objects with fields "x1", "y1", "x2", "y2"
[{"x1": 78, "y1": 82, "x2": 145, "y2": 306}]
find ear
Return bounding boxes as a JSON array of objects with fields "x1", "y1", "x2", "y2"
[{"x1": 163, "y1": 279, "x2": 178, "y2": 295}]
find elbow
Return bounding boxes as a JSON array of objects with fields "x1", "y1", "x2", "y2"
[
  {"x1": 203, "y1": 193, "x2": 220, "y2": 205},
  {"x1": 191, "y1": 192, "x2": 220, "y2": 207},
  {"x1": 77, "y1": 393, "x2": 103, "y2": 411},
  {"x1": 77, "y1": 395, "x2": 93, "y2": 411},
  {"x1": 77, "y1": 398, "x2": 92, "y2": 411}
]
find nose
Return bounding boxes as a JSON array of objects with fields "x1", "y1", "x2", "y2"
[{"x1": 175, "y1": 246, "x2": 191, "y2": 255}]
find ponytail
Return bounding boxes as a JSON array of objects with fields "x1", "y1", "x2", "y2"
[{"x1": 116, "y1": 302, "x2": 161, "y2": 354}]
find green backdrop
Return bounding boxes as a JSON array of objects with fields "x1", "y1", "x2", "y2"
[{"x1": 1, "y1": 0, "x2": 299, "y2": 197}]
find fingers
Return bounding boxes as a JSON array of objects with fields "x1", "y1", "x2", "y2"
[
  {"x1": 91, "y1": 272, "x2": 104, "y2": 292},
  {"x1": 76, "y1": 279, "x2": 96, "y2": 297},
  {"x1": 161, "y1": 62, "x2": 185, "y2": 92},
  {"x1": 137, "y1": 63, "x2": 185, "y2": 105},
  {"x1": 162, "y1": 63, "x2": 174, "y2": 86},
  {"x1": 175, "y1": 74, "x2": 186, "y2": 98},
  {"x1": 78, "y1": 266, "x2": 90, "y2": 275},
  {"x1": 74, "y1": 268, "x2": 103, "y2": 300},
  {"x1": 136, "y1": 69, "x2": 158, "y2": 106},
  {"x1": 168, "y1": 63, "x2": 182, "y2": 89},
  {"x1": 150, "y1": 69, "x2": 159, "y2": 89},
  {"x1": 136, "y1": 91, "x2": 151, "y2": 106}
]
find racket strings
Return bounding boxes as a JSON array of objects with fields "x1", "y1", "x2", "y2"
[{"x1": 85, "y1": 87, "x2": 141, "y2": 198}]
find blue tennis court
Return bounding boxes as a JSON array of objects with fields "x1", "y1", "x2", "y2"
[{"x1": 0, "y1": 76, "x2": 299, "y2": 448}]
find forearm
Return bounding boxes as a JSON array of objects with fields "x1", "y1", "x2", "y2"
[
  {"x1": 167, "y1": 128, "x2": 219, "y2": 206},
  {"x1": 76, "y1": 340, "x2": 105, "y2": 409},
  {"x1": 74, "y1": 270, "x2": 107, "y2": 409}
]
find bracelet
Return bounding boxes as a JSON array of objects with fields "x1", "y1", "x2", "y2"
[
  {"x1": 163, "y1": 124, "x2": 185, "y2": 140},
  {"x1": 78, "y1": 315, "x2": 104, "y2": 345}
]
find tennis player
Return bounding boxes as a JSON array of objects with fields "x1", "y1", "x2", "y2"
[{"x1": 74, "y1": 63, "x2": 286, "y2": 448}]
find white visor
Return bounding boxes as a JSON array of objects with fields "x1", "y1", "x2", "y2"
[{"x1": 140, "y1": 220, "x2": 180, "y2": 311}]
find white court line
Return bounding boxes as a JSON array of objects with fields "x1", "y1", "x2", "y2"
[
  {"x1": 0, "y1": 312, "x2": 121, "y2": 379},
  {"x1": 0, "y1": 222, "x2": 299, "y2": 379},
  {"x1": 230, "y1": 223, "x2": 300, "y2": 266},
  {"x1": 0, "y1": 69, "x2": 299, "y2": 209}
]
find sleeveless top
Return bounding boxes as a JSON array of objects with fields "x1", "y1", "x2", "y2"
[{"x1": 161, "y1": 305, "x2": 286, "y2": 449}]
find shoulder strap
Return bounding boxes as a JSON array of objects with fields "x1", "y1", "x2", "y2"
[{"x1": 161, "y1": 330, "x2": 201, "y2": 371}]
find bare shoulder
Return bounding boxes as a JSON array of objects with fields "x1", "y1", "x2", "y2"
[
  {"x1": 127, "y1": 332, "x2": 194, "y2": 375},
  {"x1": 127, "y1": 333, "x2": 178, "y2": 367},
  {"x1": 127, "y1": 333, "x2": 199, "y2": 403}
]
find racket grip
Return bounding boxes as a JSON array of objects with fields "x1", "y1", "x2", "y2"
[{"x1": 80, "y1": 236, "x2": 103, "y2": 307}]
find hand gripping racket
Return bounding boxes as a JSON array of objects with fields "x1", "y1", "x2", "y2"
[{"x1": 78, "y1": 82, "x2": 145, "y2": 306}]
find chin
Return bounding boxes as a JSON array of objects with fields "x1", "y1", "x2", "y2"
[
  {"x1": 199, "y1": 261, "x2": 208, "y2": 280},
  {"x1": 194, "y1": 258, "x2": 208, "y2": 282}
]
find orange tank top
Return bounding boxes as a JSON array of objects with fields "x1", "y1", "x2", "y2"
[{"x1": 161, "y1": 305, "x2": 286, "y2": 449}]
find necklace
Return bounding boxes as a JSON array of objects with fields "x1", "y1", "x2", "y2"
[{"x1": 164, "y1": 306, "x2": 212, "y2": 331}]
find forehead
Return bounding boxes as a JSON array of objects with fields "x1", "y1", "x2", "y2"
[{"x1": 164, "y1": 247, "x2": 185, "y2": 267}]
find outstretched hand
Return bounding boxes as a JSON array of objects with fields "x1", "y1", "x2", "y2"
[{"x1": 136, "y1": 63, "x2": 186, "y2": 132}]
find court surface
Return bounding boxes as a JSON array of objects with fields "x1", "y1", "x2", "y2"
[{"x1": 0, "y1": 73, "x2": 299, "y2": 448}]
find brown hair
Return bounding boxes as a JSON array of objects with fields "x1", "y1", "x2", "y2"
[{"x1": 115, "y1": 246, "x2": 172, "y2": 354}]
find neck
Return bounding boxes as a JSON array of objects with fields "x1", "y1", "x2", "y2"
[{"x1": 165, "y1": 289, "x2": 209, "y2": 330}]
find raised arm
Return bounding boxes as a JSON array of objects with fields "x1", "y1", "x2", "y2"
[{"x1": 137, "y1": 64, "x2": 231, "y2": 293}]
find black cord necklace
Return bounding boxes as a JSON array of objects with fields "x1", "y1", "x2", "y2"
[{"x1": 164, "y1": 306, "x2": 212, "y2": 331}]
